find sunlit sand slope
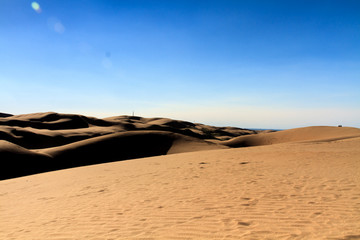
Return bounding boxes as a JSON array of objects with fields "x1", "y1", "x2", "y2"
[
  {"x1": 222, "y1": 126, "x2": 360, "y2": 147},
  {"x1": 1, "y1": 136, "x2": 359, "y2": 239}
]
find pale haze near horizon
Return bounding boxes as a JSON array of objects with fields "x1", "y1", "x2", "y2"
[{"x1": 0, "y1": 0, "x2": 359, "y2": 129}]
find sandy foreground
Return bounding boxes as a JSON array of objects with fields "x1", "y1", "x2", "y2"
[{"x1": 1, "y1": 135, "x2": 360, "y2": 239}]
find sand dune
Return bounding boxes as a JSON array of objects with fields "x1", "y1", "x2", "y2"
[
  {"x1": 2, "y1": 112, "x2": 360, "y2": 181},
  {"x1": 1, "y1": 135, "x2": 359, "y2": 239},
  {"x1": 1, "y1": 112, "x2": 359, "y2": 239},
  {"x1": 0, "y1": 112, "x2": 12, "y2": 118},
  {"x1": 1, "y1": 112, "x2": 247, "y2": 180},
  {"x1": 222, "y1": 126, "x2": 360, "y2": 147},
  {"x1": 0, "y1": 112, "x2": 257, "y2": 150},
  {"x1": 40, "y1": 130, "x2": 226, "y2": 170},
  {"x1": 1, "y1": 129, "x2": 225, "y2": 180},
  {"x1": 2, "y1": 112, "x2": 360, "y2": 180},
  {"x1": 0, "y1": 140, "x2": 53, "y2": 180}
]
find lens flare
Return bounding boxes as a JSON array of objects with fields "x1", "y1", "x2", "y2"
[
  {"x1": 47, "y1": 17, "x2": 66, "y2": 34},
  {"x1": 54, "y1": 22, "x2": 65, "y2": 34},
  {"x1": 31, "y1": 2, "x2": 41, "y2": 13}
]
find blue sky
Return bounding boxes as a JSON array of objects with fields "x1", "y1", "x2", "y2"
[{"x1": 1, "y1": 0, "x2": 359, "y2": 128}]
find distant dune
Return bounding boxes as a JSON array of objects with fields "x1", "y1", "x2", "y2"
[
  {"x1": 1, "y1": 112, "x2": 360, "y2": 180},
  {"x1": 1, "y1": 112, "x2": 256, "y2": 179},
  {"x1": 222, "y1": 126, "x2": 360, "y2": 147},
  {"x1": 0, "y1": 112, "x2": 12, "y2": 118}
]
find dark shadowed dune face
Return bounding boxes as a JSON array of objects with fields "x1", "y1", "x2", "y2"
[
  {"x1": 1, "y1": 112, "x2": 255, "y2": 180},
  {"x1": 0, "y1": 112, "x2": 13, "y2": 118},
  {"x1": 0, "y1": 140, "x2": 53, "y2": 180},
  {"x1": 0, "y1": 131, "x2": 208, "y2": 180},
  {"x1": 2, "y1": 112, "x2": 359, "y2": 180}
]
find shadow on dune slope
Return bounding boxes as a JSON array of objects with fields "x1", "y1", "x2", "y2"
[
  {"x1": 0, "y1": 112, "x2": 13, "y2": 118},
  {"x1": 0, "y1": 130, "x2": 226, "y2": 180},
  {"x1": 1, "y1": 112, "x2": 234, "y2": 180},
  {"x1": 2, "y1": 112, "x2": 359, "y2": 180},
  {"x1": 0, "y1": 140, "x2": 53, "y2": 180}
]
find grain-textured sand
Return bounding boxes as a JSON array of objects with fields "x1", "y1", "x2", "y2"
[
  {"x1": 1, "y1": 112, "x2": 359, "y2": 239},
  {"x1": 1, "y1": 133, "x2": 359, "y2": 239}
]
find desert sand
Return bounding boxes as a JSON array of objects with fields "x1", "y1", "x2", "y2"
[
  {"x1": 0, "y1": 112, "x2": 256, "y2": 179},
  {"x1": 1, "y1": 112, "x2": 360, "y2": 239}
]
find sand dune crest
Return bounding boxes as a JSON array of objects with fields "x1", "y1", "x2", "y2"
[
  {"x1": 223, "y1": 126, "x2": 360, "y2": 147},
  {"x1": 1, "y1": 112, "x2": 360, "y2": 182},
  {"x1": 1, "y1": 112, "x2": 239, "y2": 179}
]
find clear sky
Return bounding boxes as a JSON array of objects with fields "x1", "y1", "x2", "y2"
[{"x1": 1, "y1": 0, "x2": 359, "y2": 129}]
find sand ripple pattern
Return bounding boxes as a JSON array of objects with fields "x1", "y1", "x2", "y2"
[{"x1": 1, "y1": 137, "x2": 360, "y2": 239}]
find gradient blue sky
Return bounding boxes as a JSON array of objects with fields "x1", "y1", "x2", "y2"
[{"x1": 1, "y1": 0, "x2": 359, "y2": 128}]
